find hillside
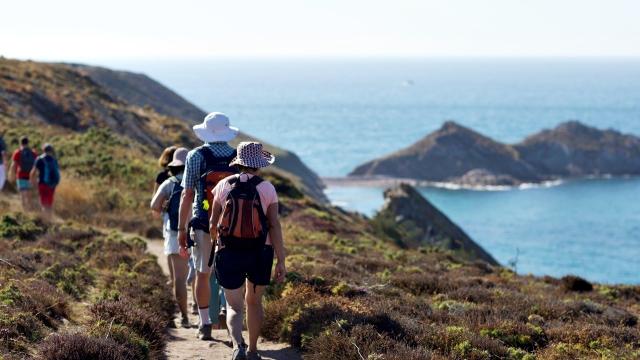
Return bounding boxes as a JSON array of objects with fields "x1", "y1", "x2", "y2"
[
  {"x1": 351, "y1": 121, "x2": 640, "y2": 186},
  {"x1": 0, "y1": 58, "x2": 326, "y2": 203},
  {"x1": 74, "y1": 63, "x2": 327, "y2": 202}
]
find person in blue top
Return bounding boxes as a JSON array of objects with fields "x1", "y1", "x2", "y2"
[{"x1": 30, "y1": 143, "x2": 60, "y2": 220}]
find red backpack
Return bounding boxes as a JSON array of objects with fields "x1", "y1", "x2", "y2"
[
  {"x1": 216, "y1": 175, "x2": 269, "y2": 251},
  {"x1": 198, "y1": 146, "x2": 237, "y2": 221}
]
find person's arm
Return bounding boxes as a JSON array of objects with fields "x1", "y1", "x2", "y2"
[
  {"x1": 178, "y1": 188, "x2": 194, "y2": 251},
  {"x1": 29, "y1": 165, "x2": 38, "y2": 187},
  {"x1": 150, "y1": 184, "x2": 168, "y2": 215},
  {"x1": 209, "y1": 201, "x2": 222, "y2": 238},
  {"x1": 267, "y1": 203, "x2": 287, "y2": 283},
  {"x1": 8, "y1": 153, "x2": 16, "y2": 183}
]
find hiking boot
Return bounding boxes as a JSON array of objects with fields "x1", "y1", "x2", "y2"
[
  {"x1": 232, "y1": 346, "x2": 247, "y2": 360},
  {"x1": 247, "y1": 351, "x2": 262, "y2": 360},
  {"x1": 197, "y1": 324, "x2": 213, "y2": 340},
  {"x1": 180, "y1": 316, "x2": 190, "y2": 329}
]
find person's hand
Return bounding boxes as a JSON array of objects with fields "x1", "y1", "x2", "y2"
[
  {"x1": 273, "y1": 261, "x2": 286, "y2": 283},
  {"x1": 178, "y1": 230, "x2": 187, "y2": 249},
  {"x1": 179, "y1": 246, "x2": 189, "y2": 259}
]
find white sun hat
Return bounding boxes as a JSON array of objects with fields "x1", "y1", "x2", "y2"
[
  {"x1": 193, "y1": 112, "x2": 239, "y2": 143},
  {"x1": 229, "y1": 142, "x2": 275, "y2": 169}
]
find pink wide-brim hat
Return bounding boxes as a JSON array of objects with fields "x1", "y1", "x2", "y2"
[{"x1": 229, "y1": 142, "x2": 275, "y2": 168}]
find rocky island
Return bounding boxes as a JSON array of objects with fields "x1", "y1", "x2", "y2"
[{"x1": 350, "y1": 121, "x2": 640, "y2": 187}]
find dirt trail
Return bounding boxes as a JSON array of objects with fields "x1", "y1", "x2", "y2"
[{"x1": 146, "y1": 239, "x2": 301, "y2": 360}]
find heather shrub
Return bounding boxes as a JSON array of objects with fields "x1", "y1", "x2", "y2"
[
  {"x1": 89, "y1": 320, "x2": 150, "y2": 359},
  {"x1": 0, "y1": 213, "x2": 46, "y2": 240},
  {"x1": 89, "y1": 299, "x2": 165, "y2": 351},
  {"x1": 37, "y1": 332, "x2": 136, "y2": 360},
  {"x1": 561, "y1": 275, "x2": 593, "y2": 292}
]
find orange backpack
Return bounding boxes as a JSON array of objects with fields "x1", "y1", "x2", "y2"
[{"x1": 216, "y1": 175, "x2": 269, "y2": 250}]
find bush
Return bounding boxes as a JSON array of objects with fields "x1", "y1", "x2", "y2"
[
  {"x1": 89, "y1": 300, "x2": 165, "y2": 352},
  {"x1": 37, "y1": 333, "x2": 136, "y2": 360},
  {"x1": 561, "y1": 275, "x2": 593, "y2": 292}
]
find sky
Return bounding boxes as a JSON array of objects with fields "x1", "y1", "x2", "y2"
[{"x1": 2, "y1": 0, "x2": 640, "y2": 61}]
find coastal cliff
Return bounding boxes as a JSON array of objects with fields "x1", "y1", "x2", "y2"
[
  {"x1": 351, "y1": 121, "x2": 640, "y2": 186},
  {"x1": 373, "y1": 183, "x2": 498, "y2": 265}
]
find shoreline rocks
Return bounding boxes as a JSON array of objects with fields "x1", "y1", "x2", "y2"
[{"x1": 351, "y1": 121, "x2": 640, "y2": 186}]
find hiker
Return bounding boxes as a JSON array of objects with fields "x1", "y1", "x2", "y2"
[
  {"x1": 150, "y1": 147, "x2": 191, "y2": 328},
  {"x1": 177, "y1": 112, "x2": 239, "y2": 340},
  {"x1": 155, "y1": 146, "x2": 178, "y2": 284},
  {"x1": 30, "y1": 143, "x2": 61, "y2": 219},
  {"x1": 210, "y1": 141, "x2": 287, "y2": 360},
  {"x1": 9, "y1": 137, "x2": 38, "y2": 210},
  {"x1": 0, "y1": 133, "x2": 7, "y2": 191}
]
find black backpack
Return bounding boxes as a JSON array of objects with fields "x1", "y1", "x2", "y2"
[
  {"x1": 20, "y1": 148, "x2": 35, "y2": 173},
  {"x1": 167, "y1": 177, "x2": 183, "y2": 231}
]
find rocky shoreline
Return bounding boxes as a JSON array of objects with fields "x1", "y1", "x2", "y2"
[{"x1": 350, "y1": 121, "x2": 640, "y2": 187}]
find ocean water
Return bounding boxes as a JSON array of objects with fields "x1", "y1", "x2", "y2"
[{"x1": 108, "y1": 58, "x2": 640, "y2": 284}]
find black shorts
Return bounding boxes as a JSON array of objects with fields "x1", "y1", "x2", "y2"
[{"x1": 215, "y1": 245, "x2": 274, "y2": 290}]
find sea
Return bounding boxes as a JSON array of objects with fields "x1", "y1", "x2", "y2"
[{"x1": 105, "y1": 58, "x2": 640, "y2": 284}]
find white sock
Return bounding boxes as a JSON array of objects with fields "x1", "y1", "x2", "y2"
[{"x1": 198, "y1": 307, "x2": 211, "y2": 325}]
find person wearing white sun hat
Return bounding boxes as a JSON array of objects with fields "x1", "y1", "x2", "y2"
[
  {"x1": 177, "y1": 112, "x2": 239, "y2": 341},
  {"x1": 209, "y1": 141, "x2": 287, "y2": 360}
]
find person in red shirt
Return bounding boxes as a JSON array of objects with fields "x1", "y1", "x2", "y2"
[{"x1": 9, "y1": 136, "x2": 38, "y2": 211}]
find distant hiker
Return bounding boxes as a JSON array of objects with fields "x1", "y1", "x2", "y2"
[
  {"x1": 210, "y1": 141, "x2": 287, "y2": 360},
  {"x1": 30, "y1": 143, "x2": 60, "y2": 220},
  {"x1": 177, "y1": 112, "x2": 239, "y2": 341},
  {"x1": 9, "y1": 137, "x2": 38, "y2": 210},
  {"x1": 0, "y1": 133, "x2": 7, "y2": 190},
  {"x1": 150, "y1": 147, "x2": 191, "y2": 328},
  {"x1": 155, "y1": 145, "x2": 178, "y2": 195}
]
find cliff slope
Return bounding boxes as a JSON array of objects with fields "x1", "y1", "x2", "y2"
[{"x1": 373, "y1": 183, "x2": 498, "y2": 265}]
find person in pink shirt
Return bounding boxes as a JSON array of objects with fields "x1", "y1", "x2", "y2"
[{"x1": 209, "y1": 142, "x2": 286, "y2": 360}]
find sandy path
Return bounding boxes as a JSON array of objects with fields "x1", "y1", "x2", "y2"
[{"x1": 146, "y1": 239, "x2": 301, "y2": 360}]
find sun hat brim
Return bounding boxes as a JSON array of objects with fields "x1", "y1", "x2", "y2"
[
  {"x1": 193, "y1": 124, "x2": 239, "y2": 143},
  {"x1": 229, "y1": 150, "x2": 275, "y2": 169},
  {"x1": 167, "y1": 159, "x2": 185, "y2": 167}
]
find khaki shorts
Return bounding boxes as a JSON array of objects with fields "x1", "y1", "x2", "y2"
[{"x1": 190, "y1": 229, "x2": 213, "y2": 274}]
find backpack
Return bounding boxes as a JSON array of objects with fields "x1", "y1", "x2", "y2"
[
  {"x1": 20, "y1": 148, "x2": 35, "y2": 173},
  {"x1": 216, "y1": 175, "x2": 269, "y2": 251},
  {"x1": 167, "y1": 177, "x2": 183, "y2": 231},
  {"x1": 40, "y1": 155, "x2": 60, "y2": 187},
  {"x1": 197, "y1": 146, "x2": 237, "y2": 222}
]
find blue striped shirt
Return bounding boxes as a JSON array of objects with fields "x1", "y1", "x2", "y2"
[{"x1": 181, "y1": 142, "x2": 236, "y2": 219}]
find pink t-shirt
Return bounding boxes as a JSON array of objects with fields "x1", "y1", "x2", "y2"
[{"x1": 212, "y1": 174, "x2": 278, "y2": 246}]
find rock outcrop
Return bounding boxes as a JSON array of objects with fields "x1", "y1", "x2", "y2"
[
  {"x1": 351, "y1": 121, "x2": 640, "y2": 186},
  {"x1": 516, "y1": 121, "x2": 640, "y2": 177},
  {"x1": 373, "y1": 183, "x2": 498, "y2": 265}
]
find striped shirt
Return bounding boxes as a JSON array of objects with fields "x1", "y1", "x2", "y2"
[{"x1": 181, "y1": 142, "x2": 236, "y2": 220}]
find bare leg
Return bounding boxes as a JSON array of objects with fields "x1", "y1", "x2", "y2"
[
  {"x1": 167, "y1": 255, "x2": 174, "y2": 288},
  {"x1": 195, "y1": 272, "x2": 211, "y2": 320},
  {"x1": 245, "y1": 281, "x2": 266, "y2": 353},
  {"x1": 169, "y1": 254, "x2": 189, "y2": 319},
  {"x1": 224, "y1": 285, "x2": 246, "y2": 348}
]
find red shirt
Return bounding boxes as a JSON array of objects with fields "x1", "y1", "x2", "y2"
[{"x1": 12, "y1": 147, "x2": 38, "y2": 180}]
